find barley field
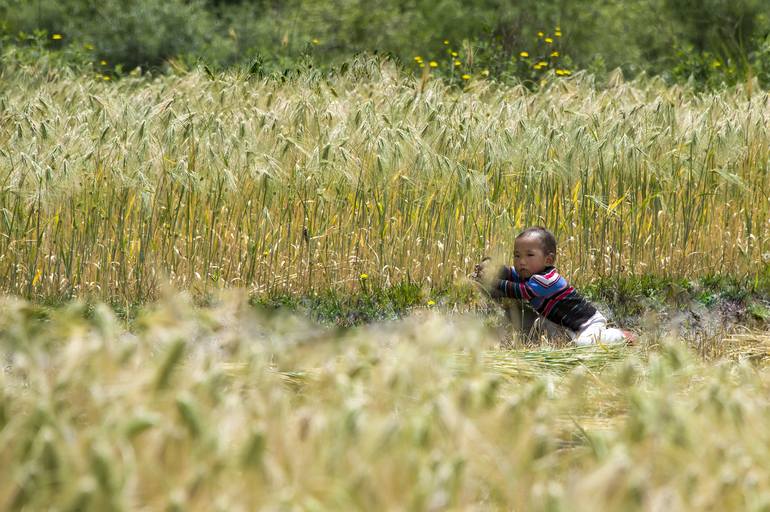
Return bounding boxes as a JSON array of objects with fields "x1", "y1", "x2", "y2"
[
  {"x1": 3, "y1": 56, "x2": 770, "y2": 511},
  {"x1": 2, "y1": 293, "x2": 770, "y2": 510},
  {"x1": 1, "y1": 58, "x2": 769, "y2": 303}
]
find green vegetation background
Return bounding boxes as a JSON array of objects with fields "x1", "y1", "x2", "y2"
[{"x1": 3, "y1": 0, "x2": 770, "y2": 88}]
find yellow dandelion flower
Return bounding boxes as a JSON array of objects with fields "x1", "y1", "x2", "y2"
[
  {"x1": 461, "y1": 74, "x2": 471, "y2": 80},
  {"x1": 454, "y1": 60, "x2": 461, "y2": 66},
  {"x1": 100, "y1": 60, "x2": 107, "y2": 66},
  {"x1": 563, "y1": 69, "x2": 572, "y2": 75},
  {"x1": 419, "y1": 63, "x2": 425, "y2": 68},
  {"x1": 537, "y1": 61, "x2": 548, "y2": 67},
  {"x1": 52, "y1": 33, "x2": 63, "y2": 40},
  {"x1": 551, "y1": 51, "x2": 559, "y2": 57},
  {"x1": 451, "y1": 51, "x2": 458, "y2": 57},
  {"x1": 263, "y1": 250, "x2": 269, "y2": 256},
  {"x1": 103, "y1": 76, "x2": 111, "y2": 81},
  {"x1": 481, "y1": 69, "x2": 490, "y2": 76},
  {"x1": 427, "y1": 300, "x2": 436, "y2": 306},
  {"x1": 555, "y1": 26, "x2": 561, "y2": 31},
  {"x1": 84, "y1": 43, "x2": 94, "y2": 50},
  {"x1": 311, "y1": 38, "x2": 320, "y2": 45},
  {"x1": 519, "y1": 51, "x2": 529, "y2": 58},
  {"x1": 545, "y1": 37, "x2": 553, "y2": 44},
  {"x1": 556, "y1": 69, "x2": 565, "y2": 76},
  {"x1": 414, "y1": 56, "x2": 423, "y2": 62},
  {"x1": 429, "y1": 61, "x2": 438, "y2": 68},
  {"x1": 555, "y1": 31, "x2": 562, "y2": 37},
  {"x1": 712, "y1": 60, "x2": 722, "y2": 68},
  {"x1": 359, "y1": 273, "x2": 369, "y2": 280},
  {"x1": 443, "y1": 39, "x2": 449, "y2": 45},
  {"x1": 537, "y1": 31, "x2": 544, "y2": 37}
]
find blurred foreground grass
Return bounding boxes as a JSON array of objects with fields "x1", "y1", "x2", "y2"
[{"x1": 2, "y1": 292, "x2": 770, "y2": 510}]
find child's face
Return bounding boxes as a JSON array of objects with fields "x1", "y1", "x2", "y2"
[{"x1": 513, "y1": 236, "x2": 554, "y2": 279}]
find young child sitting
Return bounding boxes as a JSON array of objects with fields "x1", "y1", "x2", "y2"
[{"x1": 474, "y1": 226, "x2": 632, "y2": 346}]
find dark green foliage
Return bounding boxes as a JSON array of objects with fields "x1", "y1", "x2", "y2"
[
  {"x1": 1, "y1": 0, "x2": 220, "y2": 71},
  {"x1": 580, "y1": 272, "x2": 770, "y2": 328},
  {"x1": 243, "y1": 274, "x2": 770, "y2": 330},
  {"x1": 664, "y1": 0, "x2": 764, "y2": 56},
  {"x1": 3, "y1": 0, "x2": 770, "y2": 87},
  {"x1": 584, "y1": 275, "x2": 690, "y2": 310},
  {"x1": 251, "y1": 281, "x2": 425, "y2": 327},
  {"x1": 3, "y1": 273, "x2": 768, "y2": 331},
  {"x1": 748, "y1": 302, "x2": 770, "y2": 320},
  {"x1": 661, "y1": 0, "x2": 770, "y2": 89}
]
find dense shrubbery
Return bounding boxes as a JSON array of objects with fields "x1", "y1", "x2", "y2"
[{"x1": 1, "y1": 0, "x2": 770, "y2": 86}]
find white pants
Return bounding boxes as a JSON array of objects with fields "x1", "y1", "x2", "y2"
[
  {"x1": 570, "y1": 312, "x2": 626, "y2": 346},
  {"x1": 535, "y1": 311, "x2": 626, "y2": 346}
]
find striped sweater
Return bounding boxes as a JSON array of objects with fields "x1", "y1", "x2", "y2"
[{"x1": 495, "y1": 266, "x2": 596, "y2": 331}]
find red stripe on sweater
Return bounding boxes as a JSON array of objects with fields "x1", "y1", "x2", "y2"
[
  {"x1": 519, "y1": 282, "x2": 530, "y2": 299},
  {"x1": 533, "y1": 269, "x2": 560, "y2": 288},
  {"x1": 543, "y1": 286, "x2": 574, "y2": 317}
]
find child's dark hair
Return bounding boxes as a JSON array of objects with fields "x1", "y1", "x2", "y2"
[{"x1": 516, "y1": 226, "x2": 557, "y2": 256}]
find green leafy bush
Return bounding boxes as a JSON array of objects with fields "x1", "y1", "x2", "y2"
[
  {"x1": 0, "y1": 0, "x2": 226, "y2": 71},
  {"x1": 2, "y1": 0, "x2": 770, "y2": 87}
]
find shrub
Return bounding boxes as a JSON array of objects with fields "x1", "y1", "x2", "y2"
[{"x1": 0, "y1": 0, "x2": 228, "y2": 71}]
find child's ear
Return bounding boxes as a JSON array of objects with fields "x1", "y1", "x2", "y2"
[{"x1": 545, "y1": 252, "x2": 556, "y2": 265}]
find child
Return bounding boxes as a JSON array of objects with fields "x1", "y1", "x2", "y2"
[{"x1": 474, "y1": 226, "x2": 632, "y2": 346}]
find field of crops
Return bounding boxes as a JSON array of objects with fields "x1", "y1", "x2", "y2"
[
  {"x1": 3, "y1": 56, "x2": 770, "y2": 510},
  {"x1": 1, "y1": 58, "x2": 769, "y2": 303},
  {"x1": 2, "y1": 293, "x2": 770, "y2": 510}
]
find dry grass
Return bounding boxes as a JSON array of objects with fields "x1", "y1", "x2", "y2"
[
  {"x1": 2, "y1": 293, "x2": 770, "y2": 510},
  {"x1": 1, "y1": 59, "x2": 769, "y2": 302}
]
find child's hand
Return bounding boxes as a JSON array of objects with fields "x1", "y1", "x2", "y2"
[
  {"x1": 471, "y1": 257, "x2": 505, "y2": 300},
  {"x1": 472, "y1": 257, "x2": 498, "y2": 289},
  {"x1": 472, "y1": 257, "x2": 492, "y2": 280}
]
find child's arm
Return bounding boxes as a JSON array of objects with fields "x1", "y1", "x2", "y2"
[
  {"x1": 498, "y1": 265, "x2": 518, "y2": 281},
  {"x1": 474, "y1": 259, "x2": 518, "y2": 286},
  {"x1": 495, "y1": 277, "x2": 535, "y2": 300},
  {"x1": 495, "y1": 269, "x2": 569, "y2": 301}
]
